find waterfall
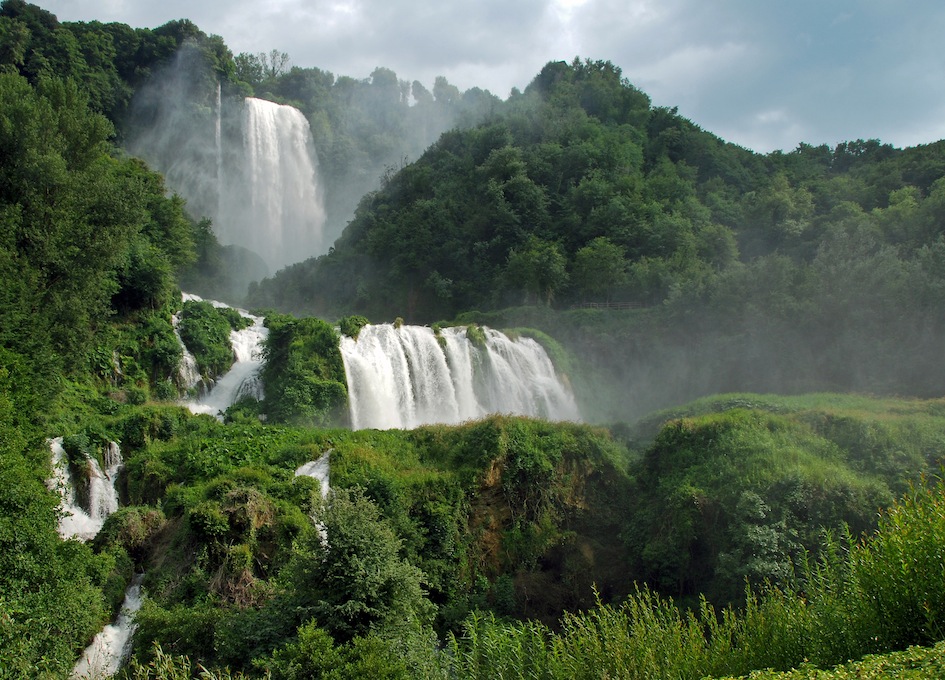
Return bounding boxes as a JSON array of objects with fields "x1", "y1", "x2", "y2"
[
  {"x1": 295, "y1": 451, "x2": 331, "y2": 542},
  {"x1": 70, "y1": 573, "x2": 145, "y2": 679},
  {"x1": 179, "y1": 293, "x2": 268, "y2": 420},
  {"x1": 340, "y1": 324, "x2": 580, "y2": 430},
  {"x1": 47, "y1": 438, "x2": 122, "y2": 542},
  {"x1": 295, "y1": 450, "x2": 331, "y2": 500},
  {"x1": 217, "y1": 97, "x2": 326, "y2": 273},
  {"x1": 215, "y1": 81, "x2": 223, "y2": 221},
  {"x1": 172, "y1": 307, "x2": 203, "y2": 392},
  {"x1": 127, "y1": 71, "x2": 325, "y2": 276}
]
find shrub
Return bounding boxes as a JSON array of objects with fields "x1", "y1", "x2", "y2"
[
  {"x1": 338, "y1": 315, "x2": 371, "y2": 339},
  {"x1": 177, "y1": 300, "x2": 241, "y2": 379}
]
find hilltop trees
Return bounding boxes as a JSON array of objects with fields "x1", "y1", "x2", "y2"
[
  {"x1": 284, "y1": 487, "x2": 433, "y2": 642},
  {"x1": 572, "y1": 236, "x2": 627, "y2": 301}
]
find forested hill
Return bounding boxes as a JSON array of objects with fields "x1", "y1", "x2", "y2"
[{"x1": 248, "y1": 57, "x2": 945, "y2": 323}]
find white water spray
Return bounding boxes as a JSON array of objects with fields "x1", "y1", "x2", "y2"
[
  {"x1": 215, "y1": 81, "x2": 223, "y2": 220},
  {"x1": 172, "y1": 307, "x2": 203, "y2": 392},
  {"x1": 70, "y1": 573, "x2": 144, "y2": 679},
  {"x1": 340, "y1": 324, "x2": 580, "y2": 430},
  {"x1": 179, "y1": 293, "x2": 268, "y2": 420},
  {"x1": 295, "y1": 451, "x2": 331, "y2": 500},
  {"x1": 48, "y1": 438, "x2": 122, "y2": 542},
  {"x1": 218, "y1": 98, "x2": 326, "y2": 272}
]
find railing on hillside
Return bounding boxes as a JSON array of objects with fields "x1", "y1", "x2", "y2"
[{"x1": 569, "y1": 301, "x2": 644, "y2": 310}]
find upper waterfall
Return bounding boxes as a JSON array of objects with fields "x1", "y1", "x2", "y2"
[
  {"x1": 340, "y1": 324, "x2": 580, "y2": 430},
  {"x1": 217, "y1": 98, "x2": 326, "y2": 273},
  {"x1": 127, "y1": 80, "x2": 325, "y2": 276}
]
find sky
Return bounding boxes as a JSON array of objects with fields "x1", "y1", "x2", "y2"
[{"x1": 36, "y1": 0, "x2": 945, "y2": 154}]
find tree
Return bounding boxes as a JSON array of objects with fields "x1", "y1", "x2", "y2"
[
  {"x1": 572, "y1": 237, "x2": 627, "y2": 301},
  {"x1": 505, "y1": 236, "x2": 569, "y2": 305},
  {"x1": 432, "y1": 75, "x2": 459, "y2": 105},
  {"x1": 284, "y1": 487, "x2": 433, "y2": 642},
  {"x1": 260, "y1": 49, "x2": 290, "y2": 80}
]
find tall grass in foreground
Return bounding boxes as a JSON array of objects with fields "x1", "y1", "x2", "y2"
[{"x1": 445, "y1": 477, "x2": 945, "y2": 679}]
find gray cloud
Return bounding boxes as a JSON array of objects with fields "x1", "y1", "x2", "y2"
[{"x1": 36, "y1": 0, "x2": 945, "y2": 152}]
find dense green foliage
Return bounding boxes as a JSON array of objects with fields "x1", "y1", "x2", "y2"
[
  {"x1": 176, "y1": 299, "x2": 250, "y2": 381},
  {"x1": 260, "y1": 313, "x2": 348, "y2": 426},
  {"x1": 0, "y1": 0, "x2": 237, "y2": 122},
  {"x1": 622, "y1": 394, "x2": 945, "y2": 605},
  {"x1": 56, "y1": 394, "x2": 935, "y2": 678},
  {"x1": 440, "y1": 477, "x2": 945, "y2": 679},
  {"x1": 0, "y1": 5, "x2": 215, "y2": 672},
  {"x1": 253, "y1": 59, "x2": 945, "y2": 325},
  {"x1": 89, "y1": 458, "x2": 945, "y2": 679},
  {"x1": 95, "y1": 413, "x2": 632, "y2": 674}
]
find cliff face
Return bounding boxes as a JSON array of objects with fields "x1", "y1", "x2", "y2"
[{"x1": 429, "y1": 416, "x2": 636, "y2": 622}]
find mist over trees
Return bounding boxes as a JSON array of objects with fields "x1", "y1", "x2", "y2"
[{"x1": 237, "y1": 59, "x2": 502, "y2": 248}]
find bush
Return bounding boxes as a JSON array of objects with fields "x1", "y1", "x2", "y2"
[
  {"x1": 338, "y1": 315, "x2": 370, "y2": 339},
  {"x1": 262, "y1": 315, "x2": 348, "y2": 426},
  {"x1": 852, "y1": 478, "x2": 945, "y2": 649},
  {"x1": 95, "y1": 506, "x2": 168, "y2": 563},
  {"x1": 283, "y1": 487, "x2": 434, "y2": 642},
  {"x1": 177, "y1": 300, "x2": 242, "y2": 380}
]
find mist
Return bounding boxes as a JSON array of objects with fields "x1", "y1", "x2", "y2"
[
  {"x1": 555, "y1": 248, "x2": 945, "y2": 426},
  {"x1": 124, "y1": 43, "x2": 328, "y2": 297},
  {"x1": 123, "y1": 46, "x2": 498, "y2": 302}
]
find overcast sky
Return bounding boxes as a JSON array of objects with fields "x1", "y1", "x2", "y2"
[{"x1": 37, "y1": 0, "x2": 945, "y2": 153}]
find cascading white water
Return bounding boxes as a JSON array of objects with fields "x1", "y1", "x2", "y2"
[
  {"x1": 171, "y1": 308, "x2": 202, "y2": 392},
  {"x1": 295, "y1": 451, "x2": 331, "y2": 542},
  {"x1": 215, "y1": 81, "x2": 223, "y2": 221},
  {"x1": 295, "y1": 451, "x2": 331, "y2": 500},
  {"x1": 217, "y1": 98, "x2": 326, "y2": 273},
  {"x1": 70, "y1": 573, "x2": 144, "y2": 680},
  {"x1": 340, "y1": 324, "x2": 580, "y2": 430},
  {"x1": 47, "y1": 438, "x2": 122, "y2": 542},
  {"x1": 180, "y1": 293, "x2": 268, "y2": 420},
  {"x1": 128, "y1": 75, "x2": 326, "y2": 278}
]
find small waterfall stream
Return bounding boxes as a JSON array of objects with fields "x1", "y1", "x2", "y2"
[
  {"x1": 172, "y1": 307, "x2": 203, "y2": 393},
  {"x1": 179, "y1": 293, "x2": 268, "y2": 420},
  {"x1": 48, "y1": 438, "x2": 122, "y2": 542},
  {"x1": 295, "y1": 451, "x2": 331, "y2": 541},
  {"x1": 295, "y1": 450, "x2": 331, "y2": 500},
  {"x1": 48, "y1": 438, "x2": 143, "y2": 677},
  {"x1": 70, "y1": 574, "x2": 145, "y2": 680}
]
